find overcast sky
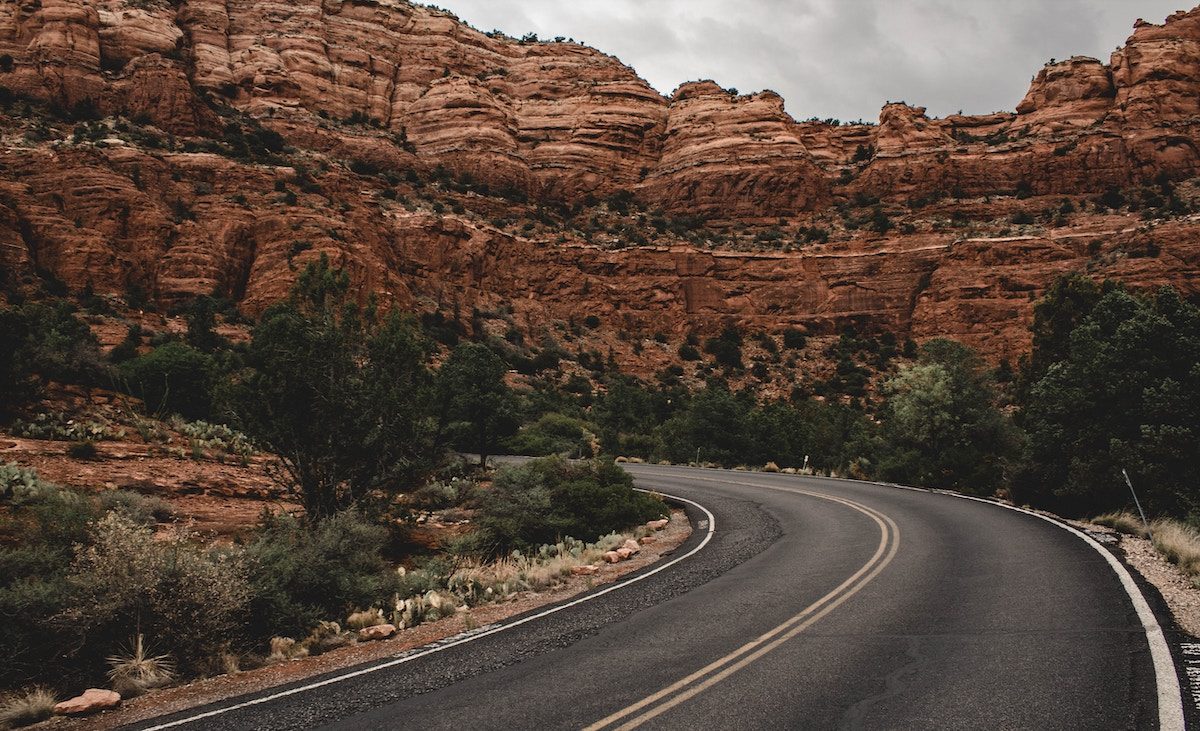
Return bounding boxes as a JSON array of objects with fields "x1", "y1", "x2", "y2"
[{"x1": 438, "y1": 1, "x2": 1183, "y2": 122}]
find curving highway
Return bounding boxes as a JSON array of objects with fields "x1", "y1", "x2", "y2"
[{"x1": 130, "y1": 465, "x2": 1185, "y2": 731}]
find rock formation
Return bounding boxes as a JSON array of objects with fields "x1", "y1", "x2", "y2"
[{"x1": 0, "y1": 1, "x2": 1198, "y2": 366}]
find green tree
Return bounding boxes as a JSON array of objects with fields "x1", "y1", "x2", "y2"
[
  {"x1": 591, "y1": 376, "x2": 658, "y2": 455},
  {"x1": 0, "y1": 300, "x2": 109, "y2": 406},
  {"x1": 1015, "y1": 286, "x2": 1200, "y2": 517},
  {"x1": 876, "y1": 339, "x2": 1020, "y2": 493},
  {"x1": 436, "y1": 342, "x2": 518, "y2": 467},
  {"x1": 230, "y1": 256, "x2": 437, "y2": 520},
  {"x1": 1025, "y1": 274, "x2": 1104, "y2": 382},
  {"x1": 183, "y1": 297, "x2": 223, "y2": 352},
  {"x1": 120, "y1": 342, "x2": 217, "y2": 419},
  {"x1": 0, "y1": 306, "x2": 33, "y2": 408},
  {"x1": 657, "y1": 382, "x2": 755, "y2": 466}
]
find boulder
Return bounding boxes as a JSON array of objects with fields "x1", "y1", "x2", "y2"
[
  {"x1": 603, "y1": 550, "x2": 622, "y2": 563},
  {"x1": 54, "y1": 689, "x2": 121, "y2": 716},
  {"x1": 639, "y1": 535, "x2": 657, "y2": 545},
  {"x1": 616, "y1": 547, "x2": 634, "y2": 560},
  {"x1": 621, "y1": 539, "x2": 641, "y2": 554},
  {"x1": 357, "y1": 623, "x2": 397, "y2": 641},
  {"x1": 571, "y1": 564, "x2": 600, "y2": 576},
  {"x1": 647, "y1": 519, "x2": 670, "y2": 531}
]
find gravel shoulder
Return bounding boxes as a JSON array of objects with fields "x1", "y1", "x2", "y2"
[{"x1": 1072, "y1": 519, "x2": 1200, "y2": 637}]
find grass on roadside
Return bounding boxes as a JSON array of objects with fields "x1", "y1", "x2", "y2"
[
  {"x1": 1093, "y1": 511, "x2": 1200, "y2": 585},
  {"x1": 1093, "y1": 511, "x2": 1150, "y2": 538},
  {"x1": 1150, "y1": 520, "x2": 1200, "y2": 580},
  {"x1": 0, "y1": 687, "x2": 57, "y2": 729}
]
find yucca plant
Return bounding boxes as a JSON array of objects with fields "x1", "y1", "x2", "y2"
[{"x1": 107, "y1": 634, "x2": 175, "y2": 697}]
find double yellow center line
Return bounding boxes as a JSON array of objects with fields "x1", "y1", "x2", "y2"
[{"x1": 585, "y1": 478, "x2": 900, "y2": 731}]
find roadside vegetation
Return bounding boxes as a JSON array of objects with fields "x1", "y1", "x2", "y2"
[{"x1": 2, "y1": 254, "x2": 1197, "y2": 712}]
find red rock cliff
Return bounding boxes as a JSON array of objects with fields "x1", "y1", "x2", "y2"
[{"x1": 0, "y1": 1, "x2": 1198, "y2": 368}]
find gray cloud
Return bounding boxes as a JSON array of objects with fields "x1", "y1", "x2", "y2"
[{"x1": 436, "y1": 0, "x2": 1184, "y2": 122}]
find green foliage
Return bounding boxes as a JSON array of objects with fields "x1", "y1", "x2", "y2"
[
  {"x1": 1015, "y1": 285, "x2": 1200, "y2": 518},
  {"x1": 65, "y1": 513, "x2": 251, "y2": 676},
  {"x1": 11, "y1": 412, "x2": 125, "y2": 442},
  {"x1": 230, "y1": 256, "x2": 437, "y2": 520},
  {"x1": 171, "y1": 418, "x2": 255, "y2": 458},
  {"x1": 0, "y1": 474, "x2": 97, "y2": 689},
  {"x1": 875, "y1": 340, "x2": 1020, "y2": 493},
  {"x1": 505, "y1": 413, "x2": 594, "y2": 457},
  {"x1": 1025, "y1": 274, "x2": 1104, "y2": 382},
  {"x1": 477, "y1": 458, "x2": 664, "y2": 552},
  {"x1": 182, "y1": 297, "x2": 224, "y2": 352},
  {"x1": 66, "y1": 441, "x2": 98, "y2": 459},
  {"x1": 868, "y1": 206, "x2": 894, "y2": 235},
  {"x1": 243, "y1": 510, "x2": 398, "y2": 640},
  {"x1": 120, "y1": 342, "x2": 217, "y2": 419},
  {"x1": 436, "y1": 342, "x2": 519, "y2": 466},
  {"x1": 108, "y1": 324, "x2": 143, "y2": 364},
  {"x1": 657, "y1": 383, "x2": 756, "y2": 466},
  {"x1": 95, "y1": 490, "x2": 175, "y2": 526},
  {"x1": 590, "y1": 376, "x2": 677, "y2": 457},
  {"x1": 0, "y1": 300, "x2": 109, "y2": 406},
  {"x1": 782, "y1": 328, "x2": 807, "y2": 350},
  {"x1": 703, "y1": 325, "x2": 744, "y2": 369}
]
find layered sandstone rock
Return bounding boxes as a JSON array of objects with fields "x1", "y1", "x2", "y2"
[
  {"x1": 0, "y1": 0, "x2": 1199, "y2": 369},
  {"x1": 1013, "y1": 57, "x2": 1115, "y2": 134},
  {"x1": 643, "y1": 82, "x2": 827, "y2": 216}
]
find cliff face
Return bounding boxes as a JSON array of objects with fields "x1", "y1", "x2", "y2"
[{"x1": 0, "y1": 1, "x2": 1198, "y2": 367}]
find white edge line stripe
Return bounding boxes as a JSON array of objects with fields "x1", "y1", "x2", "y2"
[
  {"x1": 140, "y1": 489, "x2": 717, "y2": 731},
  {"x1": 635, "y1": 466, "x2": 1184, "y2": 731},
  {"x1": 950, "y1": 492, "x2": 1186, "y2": 731}
]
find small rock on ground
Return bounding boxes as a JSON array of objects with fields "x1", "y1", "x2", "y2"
[{"x1": 55, "y1": 689, "x2": 121, "y2": 716}]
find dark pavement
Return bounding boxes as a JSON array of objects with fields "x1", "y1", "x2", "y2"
[{"x1": 130, "y1": 466, "x2": 1169, "y2": 731}]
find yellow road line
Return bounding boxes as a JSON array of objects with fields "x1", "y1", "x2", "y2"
[{"x1": 584, "y1": 478, "x2": 899, "y2": 731}]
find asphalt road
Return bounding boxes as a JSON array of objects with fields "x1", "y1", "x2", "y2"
[{"x1": 131, "y1": 466, "x2": 1179, "y2": 731}]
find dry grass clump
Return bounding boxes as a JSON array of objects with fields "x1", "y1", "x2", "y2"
[
  {"x1": 346, "y1": 609, "x2": 385, "y2": 630},
  {"x1": 266, "y1": 637, "x2": 309, "y2": 664},
  {"x1": 446, "y1": 532, "x2": 633, "y2": 605},
  {"x1": 106, "y1": 634, "x2": 175, "y2": 698},
  {"x1": 0, "y1": 687, "x2": 57, "y2": 729},
  {"x1": 301, "y1": 621, "x2": 355, "y2": 656},
  {"x1": 1094, "y1": 512, "x2": 1200, "y2": 584},
  {"x1": 1092, "y1": 511, "x2": 1150, "y2": 538},
  {"x1": 1150, "y1": 519, "x2": 1200, "y2": 579}
]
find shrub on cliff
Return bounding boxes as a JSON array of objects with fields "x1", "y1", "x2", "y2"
[
  {"x1": 0, "y1": 300, "x2": 109, "y2": 407},
  {"x1": 476, "y1": 457, "x2": 664, "y2": 552},
  {"x1": 704, "y1": 325, "x2": 744, "y2": 369},
  {"x1": 120, "y1": 342, "x2": 217, "y2": 420}
]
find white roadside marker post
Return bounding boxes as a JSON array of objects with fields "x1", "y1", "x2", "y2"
[{"x1": 1122, "y1": 468, "x2": 1152, "y2": 537}]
